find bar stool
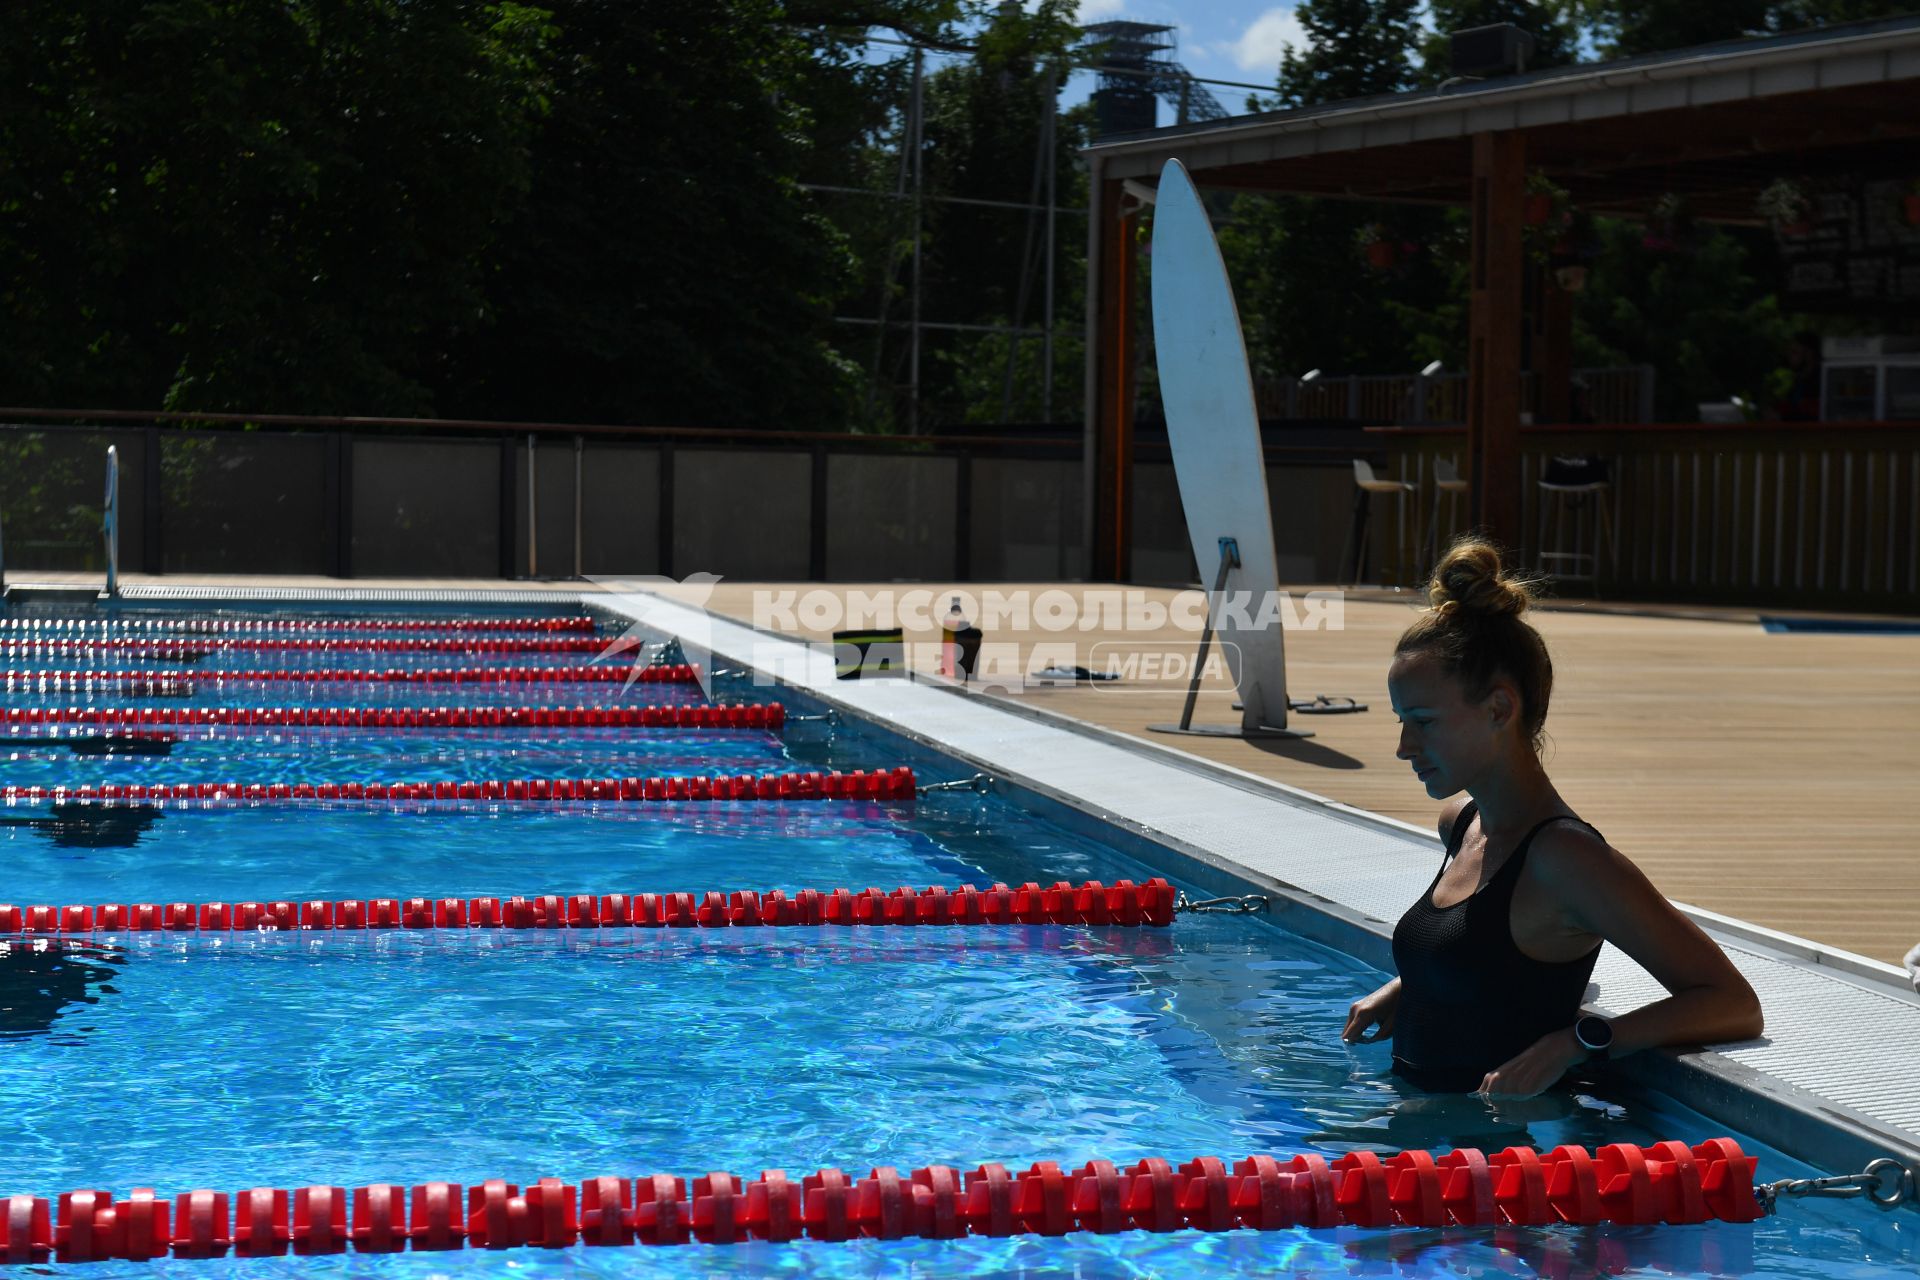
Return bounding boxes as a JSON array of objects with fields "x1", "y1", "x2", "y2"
[
  {"x1": 1424, "y1": 456, "x2": 1471, "y2": 570},
  {"x1": 1344, "y1": 460, "x2": 1417, "y2": 588},
  {"x1": 1536, "y1": 456, "x2": 1615, "y2": 591}
]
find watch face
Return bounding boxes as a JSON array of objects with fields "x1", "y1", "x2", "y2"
[{"x1": 1576, "y1": 1016, "x2": 1613, "y2": 1051}]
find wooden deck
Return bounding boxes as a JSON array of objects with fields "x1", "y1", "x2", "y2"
[{"x1": 696, "y1": 581, "x2": 1920, "y2": 966}]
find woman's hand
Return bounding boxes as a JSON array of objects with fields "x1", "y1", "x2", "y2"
[
  {"x1": 1342, "y1": 978, "x2": 1401, "y2": 1043},
  {"x1": 1475, "y1": 1028, "x2": 1586, "y2": 1099}
]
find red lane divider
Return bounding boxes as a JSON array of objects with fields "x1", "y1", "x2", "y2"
[
  {"x1": 1, "y1": 664, "x2": 700, "y2": 691},
  {"x1": 0, "y1": 877, "x2": 1176, "y2": 934},
  {"x1": 0, "y1": 616, "x2": 598, "y2": 634},
  {"x1": 0, "y1": 765, "x2": 914, "y2": 806},
  {"x1": 0, "y1": 1139, "x2": 1767, "y2": 1261},
  {"x1": 2, "y1": 638, "x2": 614, "y2": 657},
  {"x1": 0, "y1": 704, "x2": 784, "y2": 731}
]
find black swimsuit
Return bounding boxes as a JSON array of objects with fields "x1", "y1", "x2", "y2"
[{"x1": 1390, "y1": 801, "x2": 1603, "y2": 1092}]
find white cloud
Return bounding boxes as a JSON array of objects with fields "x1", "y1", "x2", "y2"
[
  {"x1": 1231, "y1": 6, "x2": 1308, "y2": 74},
  {"x1": 1074, "y1": 0, "x2": 1128, "y2": 21}
]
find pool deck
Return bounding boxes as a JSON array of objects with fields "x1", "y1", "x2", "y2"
[{"x1": 10, "y1": 571, "x2": 1920, "y2": 1184}]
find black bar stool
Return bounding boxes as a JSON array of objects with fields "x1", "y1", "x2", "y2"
[
  {"x1": 1536, "y1": 455, "x2": 1615, "y2": 590},
  {"x1": 1344, "y1": 460, "x2": 1417, "y2": 587}
]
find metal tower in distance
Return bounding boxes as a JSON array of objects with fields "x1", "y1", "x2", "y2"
[{"x1": 1082, "y1": 21, "x2": 1228, "y2": 135}]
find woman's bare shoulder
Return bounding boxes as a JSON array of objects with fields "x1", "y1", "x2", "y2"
[
  {"x1": 1436, "y1": 795, "x2": 1473, "y2": 843},
  {"x1": 1527, "y1": 819, "x2": 1650, "y2": 896}
]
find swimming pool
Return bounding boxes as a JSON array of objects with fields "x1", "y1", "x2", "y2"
[{"x1": 0, "y1": 602, "x2": 1910, "y2": 1276}]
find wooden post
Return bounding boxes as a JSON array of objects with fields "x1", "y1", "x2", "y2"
[
  {"x1": 1467, "y1": 131, "x2": 1526, "y2": 547},
  {"x1": 1090, "y1": 174, "x2": 1137, "y2": 581}
]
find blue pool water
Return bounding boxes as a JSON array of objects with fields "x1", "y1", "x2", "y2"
[{"x1": 0, "y1": 606, "x2": 1912, "y2": 1278}]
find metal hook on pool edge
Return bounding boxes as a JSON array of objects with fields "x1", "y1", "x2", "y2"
[
  {"x1": 1756, "y1": 1158, "x2": 1914, "y2": 1213},
  {"x1": 1173, "y1": 892, "x2": 1270, "y2": 915},
  {"x1": 916, "y1": 772, "x2": 993, "y2": 796}
]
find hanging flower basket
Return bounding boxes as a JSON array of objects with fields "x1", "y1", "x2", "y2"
[
  {"x1": 1644, "y1": 193, "x2": 1693, "y2": 253},
  {"x1": 1354, "y1": 223, "x2": 1400, "y2": 270},
  {"x1": 1756, "y1": 178, "x2": 1813, "y2": 237}
]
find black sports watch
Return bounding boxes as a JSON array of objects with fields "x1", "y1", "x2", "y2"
[{"x1": 1573, "y1": 1015, "x2": 1614, "y2": 1062}]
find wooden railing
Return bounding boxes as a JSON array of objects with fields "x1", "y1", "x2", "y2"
[
  {"x1": 1251, "y1": 365, "x2": 1655, "y2": 425},
  {"x1": 1379, "y1": 422, "x2": 1920, "y2": 609}
]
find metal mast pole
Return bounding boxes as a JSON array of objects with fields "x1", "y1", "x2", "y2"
[
  {"x1": 908, "y1": 46, "x2": 925, "y2": 434},
  {"x1": 1001, "y1": 68, "x2": 1052, "y2": 424},
  {"x1": 1042, "y1": 68, "x2": 1058, "y2": 421}
]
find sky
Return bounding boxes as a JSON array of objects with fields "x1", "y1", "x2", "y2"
[
  {"x1": 1058, "y1": 1, "x2": 1310, "y2": 119},
  {"x1": 859, "y1": 4, "x2": 1316, "y2": 125}
]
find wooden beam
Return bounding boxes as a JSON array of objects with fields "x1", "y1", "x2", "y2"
[
  {"x1": 1090, "y1": 176, "x2": 1137, "y2": 581},
  {"x1": 1467, "y1": 131, "x2": 1526, "y2": 550}
]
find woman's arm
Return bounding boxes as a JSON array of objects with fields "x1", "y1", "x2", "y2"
[
  {"x1": 1342, "y1": 977, "x2": 1400, "y2": 1043},
  {"x1": 1477, "y1": 825, "x2": 1763, "y2": 1098},
  {"x1": 1343, "y1": 800, "x2": 1465, "y2": 1045}
]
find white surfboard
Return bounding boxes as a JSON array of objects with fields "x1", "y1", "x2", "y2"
[{"x1": 1146, "y1": 158, "x2": 1302, "y2": 738}]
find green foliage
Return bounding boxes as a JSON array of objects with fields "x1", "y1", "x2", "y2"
[
  {"x1": 0, "y1": 1, "x2": 550, "y2": 416},
  {"x1": 0, "y1": 0, "x2": 989, "y2": 429},
  {"x1": 1576, "y1": 0, "x2": 1915, "y2": 57},
  {"x1": 4, "y1": 0, "x2": 1895, "y2": 432},
  {"x1": 1273, "y1": 0, "x2": 1422, "y2": 106},
  {"x1": 840, "y1": 0, "x2": 1086, "y2": 428},
  {"x1": 1570, "y1": 221, "x2": 1793, "y2": 419},
  {"x1": 440, "y1": 0, "x2": 866, "y2": 427},
  {"x1": 1220, "y1": 2, "x2": 1452, "y2": 391}
]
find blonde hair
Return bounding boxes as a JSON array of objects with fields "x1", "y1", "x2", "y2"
[{"x1": 1395, "y1": 537, "x2": 1553, "y2": 753}]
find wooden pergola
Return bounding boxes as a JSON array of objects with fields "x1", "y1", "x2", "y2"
[{"x1": 1081, "y1": 15, "x2": 1920, "y2": 579}]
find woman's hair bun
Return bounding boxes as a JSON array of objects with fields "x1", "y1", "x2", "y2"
[{"x1": 1427, "y1": 537, "x2": 1535, "y2": 619}]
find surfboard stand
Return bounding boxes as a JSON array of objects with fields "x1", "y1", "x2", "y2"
[{"x1": 1149, "y1": 539, "x2": 1313, "y2": 740}]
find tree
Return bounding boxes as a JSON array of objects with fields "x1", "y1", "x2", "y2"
[
  {"x1": 441, "y1": 0, "x2": 994, "y2": 429},
  {"x1": 1218, "y1": 2, "x2": 1446, "y2": 391},
  {"x1": 1273, "y1": 0, "x2": 1422, "y2": 106},
  {"x1": 0, "y1": 1, "x2": 549, "y2": 415},
  {"x1": 1578, "y1": 0, "x2": 1913, "y2": 57},
  {"x1": 914, "y1": 0, "x2": 1086, "y2": 425},
  {"x1": 1572, "y1": 222, "x2": 1795, "y2": 420}
]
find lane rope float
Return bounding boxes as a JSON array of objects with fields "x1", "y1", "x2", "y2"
[
  {"x1": 0, "y1": 877, "x2": 1178, "y2": 934},
  {"x1": 0, "y1": 704, "x2": 785, "y2": 731},
  {"x1": 1, "y1": 665, "x2": 701, "y2": 692},
  {"x1": 8, "y1": 1138, "x2": 1896, "y2": 1262},
  {"x1": 0, "y1": 766, "x2": 916, "y2": 806}
]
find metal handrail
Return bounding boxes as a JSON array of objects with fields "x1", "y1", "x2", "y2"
[
  {"x1": 103, "y1": 444, "x2": 120, "y2": 596},
  {"x1": 0, "y1": 406, "x2": 1083, "y2": 452}
]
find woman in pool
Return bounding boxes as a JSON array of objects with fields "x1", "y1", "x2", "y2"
[{"x1": 1343, "y1": 538, "x2": 1763, "y2": 1097}]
